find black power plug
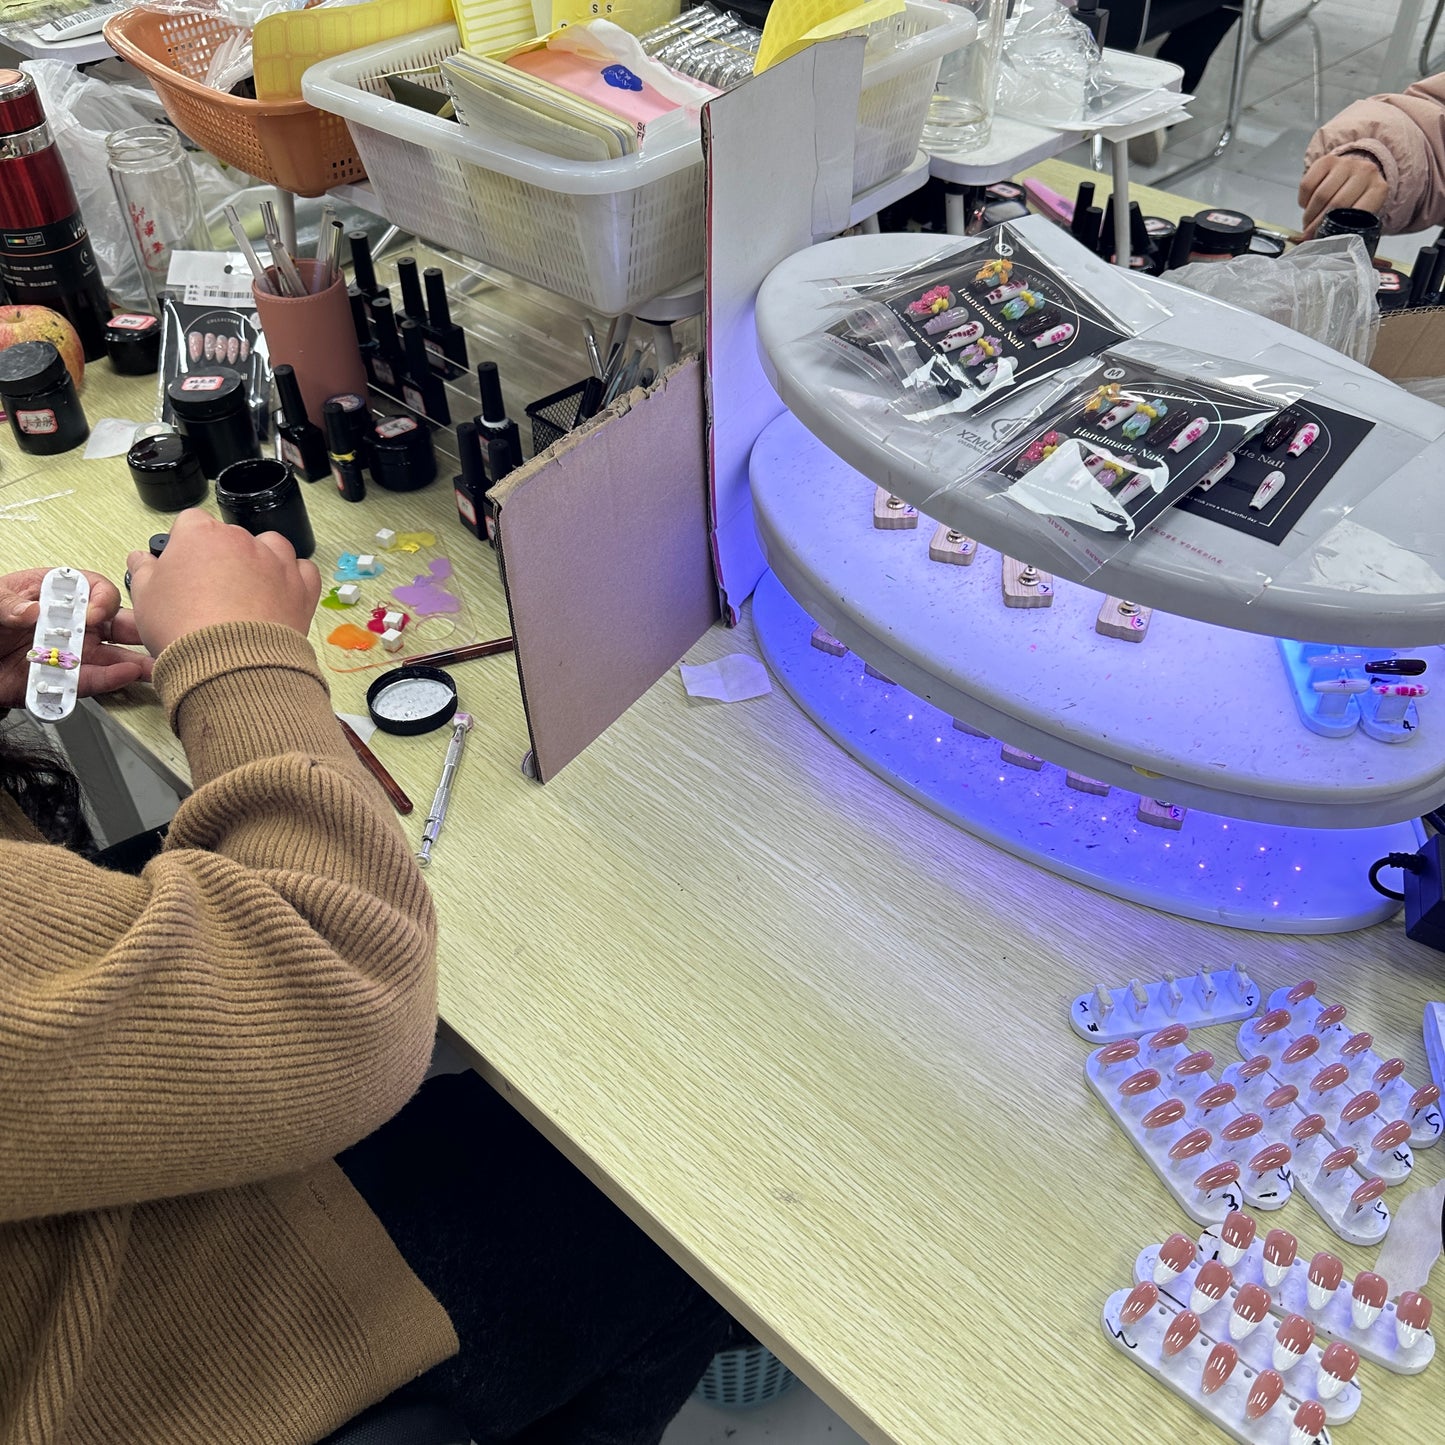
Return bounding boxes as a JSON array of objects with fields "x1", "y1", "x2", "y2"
[{"x1": 1403, "y1": 834, "x2": 1445, "y2": 951}]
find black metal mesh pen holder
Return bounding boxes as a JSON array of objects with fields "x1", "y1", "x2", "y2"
[{"x1": 525, "y1": 378, "x2": 591, "y2": 455}]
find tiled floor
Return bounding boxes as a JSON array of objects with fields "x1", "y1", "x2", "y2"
[
  {"x1": 1083, "y1": 0, "x2": 1443, "y2": 266},
  {"x1": 670, "y1": 8, "x2": 1428, "y2": 1442}
]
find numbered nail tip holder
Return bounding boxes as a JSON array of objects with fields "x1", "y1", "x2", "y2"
[
  {"x1": 1194, "y1": 1223, "x2": 1437, "y2": 1374},
  {"x1": 1069, "y1": 966, "x2": 1260, "y2": 1041},
  {"x1": 24, "y1": 567, "x2": 88, "y2": 723},
  {"x1": 1259, "y1": 980, "x2": 1443, "y2": 1149},
  {"x1": 1087, "y1": 1035, "x2": 1294, "y2": 1223},
  {"x1": 752, "y1": 224, "x2": 1445, "y2": 936},
  {"x1": 1277, "y1": 641, "x2": 1424, "y2": 744},
  {"x1": 1103, "y1": 1286, "x2": 1338, "y2": 1445},
  {"x1": 1129, "y1": 1243, "x2": 1360, "y2": 1422}
]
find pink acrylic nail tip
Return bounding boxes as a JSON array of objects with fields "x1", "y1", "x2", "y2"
[
  {"x1": 1307, "y1": 1252, "x2": 1344, "y2": 1310},
  {"x1": 1172, "y1": 1049, "x2": 1214, "y2": 1081},
  {"x1": 1194, "y1": 1161, "x2": 1240, "y2": 1198},
  {"x1": 1410, "y1": 1082, "x2": 1441, "y2": 1115},
  {"x1": 1222, "y1": 1112, "x2": 1263, "y2": 1144},
  {"x1": 1238, "y1": 1054, "x2": 1273, "y2": 1081},
  {"x1": 1196, "y1": 1082, "x2": 1237, "y2": 1115},
  {"x1": 1120, "y1": 1279, "x2": 1159, "y2": 1327},
  {"x1": 1147, "y1": 1022, "x2": 1190, "y2": 1053},
  {"x1": 1371, "y1": 1119, "x2": 1412, "y2": 1154},
  {"x1": 1169, "y1": 1127, "x2": 1213, "y2": 1165},
  {"x1": 1318, "y1": 1003, "x2": 1348, "y2": 1029},
  {"x1": 1248, "y1": 1142, "x2": 1292, "y2": 1177},
  {"x1": 1119, "y1": 1067, "x2": 1161, "y2": 1097},
  {"x1": 1154, "y1": 1233, "x2": 1197, "y2": 1284},
  {"x1": 1290, "y1": 1113, "x2": 1327, "y2": 1146},
  {"x1": 1373, "y1": 1056, "x2": 1405, "y2": 1087},
  {"x1": 1201, "y1": 1340, "x2": 1238, "y2": 1395},
  {"x1": 1285, "y1": 980, "x2": 1317, "y2": 1005},
  {"x1": 1230, "y1": 1283, "x2": 1271, "y2": 1340},
  {"x1": 1273, "y1": 1313, "x2": 1314, "y2": 1372},
  {"x1": 1309, "y1": 1062, "x2": 1350, "y2": 1097},
  {"x1": 1352, "y1": 1270, "x2": 1388, "y2": 1330},
  {"x1": 1340, "y1": 1030, "x2": 1374, "y2": 1059},
  {"x1": 1291, "y1": 1399, "x2": 1327, "y2": 1445},
  {"x1": 1281, "y1": 1034, "x2": 1321, "y2": 1067},
  {"x1": 1219, "y1": 1210, "x2": 1256, "y2": 1267},
  {"x1": 1318, "y1": 1340, "x2": 1358, "y2": 1399},
  {"x1": 1254, "y1": 1008, "x2": 1293, "y2": 1040},
  {"x1": 1340, "y1": 1089, "x2": 1381, "y2": 1125},
  {"x1": 1246, "y1": 1368, "x2": 1284, "y2": 1421},
  {"x1": 1263, "y1": 1084, "x2": 1299, "y2": 1113},
  {"x1": 1190, "y1": 1258, "x2": 1233, "y2": 1316},
  {"x1": 1397, "y1": 1290, "x2": 1433, "y2": 1348},
  {"x1": 1350, "y1": 1176, "x2": 1387, "y2": 1214},
  {"x1": 1142, "y1": 1098, "x2": 1188, "y2": 1130},
  {"x1": 1320, "y1": 1144, "x2": 1358, "y2": 1175},
  {"x1": 1097, "y1": 1038, "x2": 1139, "y2": 1068},
  {"x1": 1263, "y1": 1228, "x2": 1297, "y2": 1287},
  {"x1": 1162, "y1": 1309, "x2": 1201, "y2": 1357}
]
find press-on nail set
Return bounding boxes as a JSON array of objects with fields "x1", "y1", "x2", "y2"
[
  {"x1": 25, "y1": 567, "x2": 87, "y2": 723},
  {"x1": 1277, "y1": 641, "x2": 1427, "y2": 743}
]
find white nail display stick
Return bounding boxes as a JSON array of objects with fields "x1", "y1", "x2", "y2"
[
  {"x1": 1102, "y1": 1289, "x2": 1323, "y2": 1445},
  {"x1": 1196, "y1": 1228, "x2": 1435, "y2": 1374},
  {"x1": 25, "y1": 567, "x2": 87, "y2": 724},
  {"x1": 1069, "y1": 966, "x2": 1259, "y2": 1041},
  {"x1": 1264, "y1": 983, "x2": 1442, "y2": 1150},
  {"x1": 1131, "y1": 1245, "x2": 1360, "y2": 1422}
]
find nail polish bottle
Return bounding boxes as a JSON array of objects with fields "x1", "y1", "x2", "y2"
[
  {"x1": 424, "y1": 267, "x2": 468, "y2": 371},
  {"x1": 273, "y1": 363, "x2": 329, "y2": 481},
  {"x1": 479, "y1": 431, "x2": 517, "y2": 548},
  {"x1": 453, "y1": 420, "x2": 487, "y2": 539},
  {"x1": 349, "y1": 231, "x2": 385, "y2": 312},
  {"x1": 349, "y1": 285, "x2": 380, "y2": 386},
  {"x1": 370, "y1": 295, "x2": 407, "y2": 397},
  {"x1": 401, "y1": 319, "x2": 451, "y2": 425},
  {"x1": 475, "y1": 360, "x2": 523, "y2": 471},
  {"x1": 396, "y1": 257, "x2": 427, "y2": 328},
  {"x1": 324, "y1": 398, "x2": 366, "y2": 502}
]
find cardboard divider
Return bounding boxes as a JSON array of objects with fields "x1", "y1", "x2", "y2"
[{"x1": 491, "y1": 359, "x2": 717, "y2": 782}]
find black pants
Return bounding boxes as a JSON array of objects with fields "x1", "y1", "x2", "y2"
[
  {"x1": 334, "y1": 1071, "x2": 732, "y2": 1444},
  {"x1": 1107, "y1": 1, "x2": 1241, "y2": 96}
]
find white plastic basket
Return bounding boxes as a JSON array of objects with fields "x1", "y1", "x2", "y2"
[{"x1": 303, "y1": 3, "x2": 969, "y2": 314}]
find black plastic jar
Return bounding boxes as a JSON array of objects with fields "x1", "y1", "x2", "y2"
[
  {"x1": 105, "y1": 312, "x2": 161, "y2": 374},
  {"x1": 127, "y1": 432, "x2": 206, "y2": 511},
  {"x1": 0, "y1": 339, "x2": 88, "y2": 454},
  {"x1": 214, "y1": 457, "x2": 316, "y2": 559},
  {"x1": 370, "y1": 413, "x2": 437, "y2": 491},
  {"x1": 167, "y1": 366, "x2": 259, "y2": 479},
  {"x1": 1189, "y1": 208, "x2": 1255, "y2": 261}
]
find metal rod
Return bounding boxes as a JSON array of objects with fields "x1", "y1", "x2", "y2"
[{"x1": 417, "y1": 712, "x2": 473, "y2": 867}]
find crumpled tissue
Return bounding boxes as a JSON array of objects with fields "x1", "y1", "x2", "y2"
[{"x1": 678, "y1": 653, "x2": 772, "y2": 702}]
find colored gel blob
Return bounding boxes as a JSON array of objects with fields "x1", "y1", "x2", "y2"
[
  {"x1": 393, "y1": 557, "x2": 460, "y2": 615},
  {"x1": 327, "y1": 623, "x2": 377, "y2": 651}
]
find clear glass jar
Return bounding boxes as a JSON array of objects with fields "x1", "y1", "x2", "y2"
[
  {"x1": 922, "y1": 0, "x2": 1009, "y2": 154},
  {"x1": 105, "y1": 125, "x2": 209, "y2": 312}
]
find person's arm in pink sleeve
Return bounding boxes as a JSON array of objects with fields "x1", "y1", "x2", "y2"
[{"x1": 1301, "y1": 75, "x2": 1445, "y2": 236}]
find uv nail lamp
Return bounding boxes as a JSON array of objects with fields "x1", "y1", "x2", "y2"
[{"x1": 751, "y1": 225, "x2": 1445, "y2": 934}]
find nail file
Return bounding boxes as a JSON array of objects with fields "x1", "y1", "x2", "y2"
[{"x1": 25, "y1": 567, "x2": 87, "y2": 723}]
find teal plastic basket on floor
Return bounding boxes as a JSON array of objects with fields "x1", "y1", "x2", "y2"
[{"x1": 694, "y1": 1343, "x2": 799, "y2": 1409}]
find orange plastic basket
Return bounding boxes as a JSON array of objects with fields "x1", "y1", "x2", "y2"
[{"x1": 104, "y1": 6, "x2": 366, "y2": 197}]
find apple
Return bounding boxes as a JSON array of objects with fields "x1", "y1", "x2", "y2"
[{"x1": 0, "y1": 305, "x2": 84, "y2": 389}]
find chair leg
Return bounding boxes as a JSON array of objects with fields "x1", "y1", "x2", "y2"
[
  {"x1": 1154, "y1": 1, "x2": 1254, "y2": 185},
  {"x1": 1421, "y1": 0, "x2": 1445, "y2": 78},
  {"x1": 1251, "y1": 0, "x2": 1321, "y2": 44}
]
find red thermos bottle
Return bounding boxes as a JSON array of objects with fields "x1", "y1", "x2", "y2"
[{"x1": 0, "y1": 69, "x2": 110, "y2": 359}]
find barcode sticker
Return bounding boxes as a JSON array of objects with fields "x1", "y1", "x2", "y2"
[{"x1": 166, "y1": 251, "x2": 258, "y2": 309}]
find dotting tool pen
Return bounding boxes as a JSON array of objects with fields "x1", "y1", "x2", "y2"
[
  {"x1": 404, "y1": 635, "x2": 515, "y2": 669},
  {"x1": 417, "y1": 712, "x2": 473, "y2": 867}
]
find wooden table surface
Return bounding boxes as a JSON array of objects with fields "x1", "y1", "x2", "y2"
[{"x1": 5, "y1": 341, "x2": 1442, "y2": 1445}]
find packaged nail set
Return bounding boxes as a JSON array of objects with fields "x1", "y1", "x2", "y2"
[
  {"x1": 821, "y1": 223, "x2": 1144, "y2": 415},
  {"x1": 157, "y1": 294, "x2": 272, "y2": 444},
  {"x1": 1175, "y1": 398, "x2": 1375, "y2": 543},
  {"x1": 965, "y1": 343, "x2": 1316, "y2": 559}
]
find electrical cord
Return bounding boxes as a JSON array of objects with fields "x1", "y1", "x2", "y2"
[{"x1": 1369, "y1": 851, "x2": 1427, "y2": 901}]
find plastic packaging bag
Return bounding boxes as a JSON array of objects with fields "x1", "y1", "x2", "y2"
[
  {"x1": 1165, "y1": 235, "x2": 1381, "y2": 365},
  {"x1": 995, "y1": 0, "x2": 1097, "y2": 125},
  {"x1": 817, "y1": 221, "x2": 1165, "y2": 418},
  {"x1": 21, "y1": 60, "x2": 234, "y2": 308},
  {"x1": 948, "y1": 340, "x2": 1317, "y2": 572}
]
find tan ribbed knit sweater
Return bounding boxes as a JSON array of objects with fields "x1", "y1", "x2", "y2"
[{"x1": 0, "y1": 622, "x2": 458, "y2": 1445}]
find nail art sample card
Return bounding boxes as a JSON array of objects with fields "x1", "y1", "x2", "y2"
[
  {"x1": 1175, "y1": 401, "x2": 1375, "y2": 544},
  {"x1": 824, "y1": 224, "x2": 1132, "y2": 413},
  {"x1": 984, "y1": 354, "x2": 1293, "y2": 538}
]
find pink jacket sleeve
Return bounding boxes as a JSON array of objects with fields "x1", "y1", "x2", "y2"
[{"x1": 1305, "y1": 74, "x2": 1445, "y2": 234}]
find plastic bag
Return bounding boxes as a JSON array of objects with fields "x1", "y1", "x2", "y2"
[
  {"x1": 995, "y1": 0, "x2": 1097, "y2": 126},
  {"x1": 1165, "y1": 236, "x2": 1381, "y2": 365},
  {"x1": 949, "y1": 340, "x2": 1318, "y2": 573},
  {"x1": 21, "y1": 60, "x2": 235, "y2": 308}
]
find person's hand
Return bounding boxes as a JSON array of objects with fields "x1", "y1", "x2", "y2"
[
  {"x1": 126, "y1": 508, "x2": 321, "y2": 658},
  {"x1": 0, "y1": 568, "x2": 152, "y2": 710},
  {"x1": 1299, "y1": 152, "x2": 1389, "y2": 238}
]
